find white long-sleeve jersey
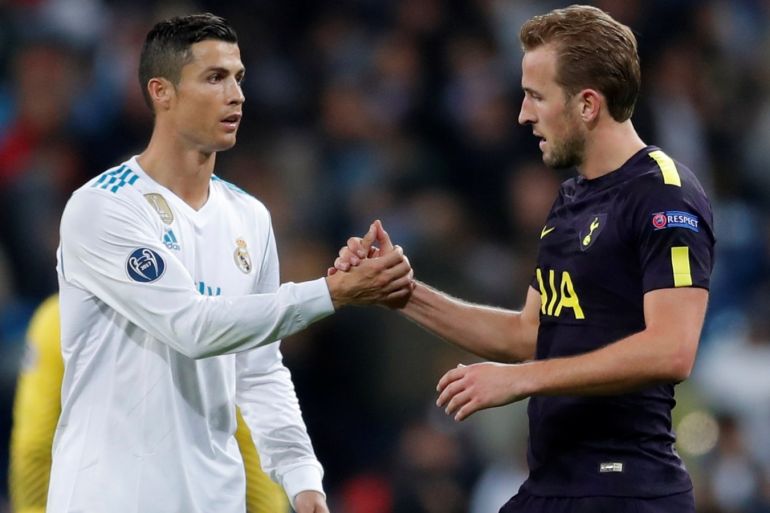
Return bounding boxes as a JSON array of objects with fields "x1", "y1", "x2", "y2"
[{"x1": 51, "y1": 156, "x2": 334, "y2": 513}]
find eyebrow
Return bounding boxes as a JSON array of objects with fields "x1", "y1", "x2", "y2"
[{"x1": 203, "y1": 66, "x2": 246, "y2": 76}]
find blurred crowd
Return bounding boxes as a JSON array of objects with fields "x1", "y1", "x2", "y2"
[{"x1": 1, "y1": 0, "x2": 770, "y2": 511}]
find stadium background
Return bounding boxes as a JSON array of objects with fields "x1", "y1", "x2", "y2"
[{"x1": 1, "y1": 0, "x2": 769, "y2": 511}]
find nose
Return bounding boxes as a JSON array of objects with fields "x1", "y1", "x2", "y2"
[
  {"x1": 228, "y1": 77, "x2": 245, "y2": 105},
  {"x1": 518, "y1": 95, "x2": 534, "y2": 125}
]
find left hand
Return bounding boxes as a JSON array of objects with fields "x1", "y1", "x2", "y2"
[
  {"x1": 436, "y1": 362, "x2": 535, "y2": 421},
  {"x1": 294, "y1": 490, "x2": 330, "y2": 513}
]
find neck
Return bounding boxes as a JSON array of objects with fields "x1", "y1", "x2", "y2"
[
  {"x1": 137, "y1": 125, "x2": 215, "y2": 211},
  {"x1": 578, "y1": 119, "x2": 646, "y2": 180}
]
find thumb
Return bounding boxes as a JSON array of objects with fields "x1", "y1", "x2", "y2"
[
  {"x1": 360, "y1": 222, "x2": 378, "y2": 257},
  {"x1": 374, "y1": 220, "x2": 394, "y2": 252}
]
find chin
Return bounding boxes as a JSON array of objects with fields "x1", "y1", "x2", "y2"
[{"x1": 210, "y1": 137, "x2": 237, "y2": 153}]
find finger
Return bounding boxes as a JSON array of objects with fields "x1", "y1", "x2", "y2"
[
  {"x1": 382, "y1": 259, "x2": 412, "y2": 282},
  {"x1": 437, "y1": 366, "x2": 464, "y2": 393},
  {"x1": 338, "y1": 246, "x2": 360, "y2": 266},
  {"x1": 334, "y1": 257, "x2": 350, "y2": 272},
  {"x1": 374, "y1": 220, "x2": 394, "y2": 252},
  {"x1": 455, "y1": 399, "x2": 480, "y2": 421},
  {"x1": 346, "y1": 235, "x2": 368, "y2": 260},
  {"x1": 381, "y1": 274, "x2": 414, "y2": 294},
  {"x1": 376, "y1": 245, "x2": 405, "y2": 269},
  {"x1": 384, "y1": 287, "x2": 411, "y2": 304},
  {"x1": 327, "y1": 267, "x2": 337, "y2": 276},
  {"x1": 445, "y1": 389, "x2": 473, "y2": 416},
  {"x1": 360, "y1": 223, "x2": 378, "y2": 257},
  {"x1": 436, "y1": 378, "x2": 465, "y2": 408}
]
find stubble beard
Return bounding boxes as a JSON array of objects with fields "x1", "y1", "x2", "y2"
[{"x1": 543, "y1": 129, "x2": 585, "y2": 170}]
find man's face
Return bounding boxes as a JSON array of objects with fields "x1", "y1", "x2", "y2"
[
  {"x1": 168, "y1": 40, "x2": 245, "y2": 153},
  {"x1": 518, "y1": 44, "x2": 585, "y2": 170}
]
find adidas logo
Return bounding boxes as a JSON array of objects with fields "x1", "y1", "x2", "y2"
[{"x1": 163, "y1": 229, "x2": 181, "y2": 251}]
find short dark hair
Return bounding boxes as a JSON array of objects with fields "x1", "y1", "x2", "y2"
[
  {"x1": 520, "y1": 5, "x2": 640, "y2": 122},
  {"x1": 138, "y1": 13, "x2": 238, "y2": 110}
]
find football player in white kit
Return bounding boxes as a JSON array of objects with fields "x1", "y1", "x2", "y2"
[{"x1": 52, "y1": 13, "x2": 413, "y2": 513}]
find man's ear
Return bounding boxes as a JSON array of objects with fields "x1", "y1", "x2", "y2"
[
  {"x1": 578, "y1": 88, "x2": 602, "y2": 123},
  {"x1": 147, "y1": 77, "x2": 174, "y2": 112}
]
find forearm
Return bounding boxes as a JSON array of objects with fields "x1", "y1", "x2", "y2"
[
  {"x1": 524, "y1": 328, "x2": 694, "y2": 397},
  {"x1": 400, "y1": 281, "x2": 536, "y2": 362},
  {"x1": 236, "y1": 352, "x2": 324, "y2": 503},
  {"x1": 525, "y1": 288, "x2": 705, "y2": 397}
]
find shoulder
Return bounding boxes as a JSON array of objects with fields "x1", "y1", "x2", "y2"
[
  {"x1": 630, "y1": 148, "x2": 706, "y2": 194},
  {"x1": 71, "y1": 161, "x2": 147, "y2": 209},
  {"x1": 622, "y1": 148, "x2": 714, "y2": 237},
  {"x1": 63, "y1": 164, "x2": 157, "y2": 238},
  {"x1": 625, "y1": 148, "x2": 711, "y2": 212},
  {"x1": 210, "y1": 175, "x2": 271, "y2": 222}
]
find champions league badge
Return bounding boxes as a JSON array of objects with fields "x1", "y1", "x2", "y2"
[
  {"x1": 144, "y1": 193, "x2": 174, "y2": 225},
  {"x1": 127, "y1": 248, "x2": 166, "y2": 283},
  {"x1": 234, "y1": 238, "x2": 252, "y2": 274}
]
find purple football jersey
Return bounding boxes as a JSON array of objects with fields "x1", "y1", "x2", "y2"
[{"x1": 522, "y1": 146, "x2": 715, "y2": 497}]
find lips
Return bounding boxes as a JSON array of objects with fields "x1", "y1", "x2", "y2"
[{"x1": 221, "y1": 113, "x2": 241, "y2": 131}]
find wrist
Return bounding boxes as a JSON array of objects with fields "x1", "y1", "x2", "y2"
[
  {"x1": 517, "y1": 360, "x2": 545, "y2": 397},
  {"x1": 324, "y1": 274, "x2": 345, "y2": 310}
]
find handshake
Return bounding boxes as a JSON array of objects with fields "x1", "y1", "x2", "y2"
[{"x1": 324, "y1": 220, "x2": 415, "y2": 310}]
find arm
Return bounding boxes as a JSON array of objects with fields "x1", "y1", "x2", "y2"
[
  {"x1": 236, "y1": 345, "x2": 326, "y2": 512},
  {"x1": 236, "y1": 227, "x2": 327, "y2": 513},
  {"x1": 400, "y1": 283, "x2": 541, "y2": 363},
  {"x1": 332, "y1": 221, "x2": 539, "y2": 362},
  {"x1": 60, "y1": 190, "x2": 410, "y2": 359},
  {"x1": 438, "y1": 287, "x2": 708, "y2": 420},
  {"x1": 9, "y1": 295, "x2": 63, "y2": 513}
]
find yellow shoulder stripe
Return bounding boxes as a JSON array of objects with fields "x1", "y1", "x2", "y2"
[
  {"x1": 671, "y1": 246, "x2": 693, "y2": 287},
  {"x1": 649, "y1": 150, "x2": 681, "y2": 187}
]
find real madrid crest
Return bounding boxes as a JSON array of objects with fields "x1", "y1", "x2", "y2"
[
  {"x1": 144, "y1": 193, "x2": 174, "y2": 225},
  {"x1": 234, "y1": 238, "x2": 252, "y2": 274}
]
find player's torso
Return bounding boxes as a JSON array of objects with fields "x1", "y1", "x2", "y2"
[
  {"x1": 523, "y1": 148, "x2": 712, "y2": 497},
  {"x1": 535, "y1": 175, "x2": 645, "y2": 358},
  {"x1": 141, "y1": 180, "x2": 263, "y2": 300},
  {"x1": 52, "y1": 165, "x2": 265, "y2": 513}
]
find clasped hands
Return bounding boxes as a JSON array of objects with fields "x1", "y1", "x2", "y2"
[
  {"x1": 327, "y1": 220, "x2": 531, "y2": 422},
  {"x1": 324, "y1": 220, "x2": 415, "y2": 309}
]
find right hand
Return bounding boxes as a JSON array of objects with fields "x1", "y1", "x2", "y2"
[
  {"x1": 327, "y1": 220, "x2": 393, "y2": 275},
  {"x1": 294, "y1": 490, "x2": 330, "y2": 513},
  {"x1": 325, "y1": 221, "x2": 414, "y2": 309}
]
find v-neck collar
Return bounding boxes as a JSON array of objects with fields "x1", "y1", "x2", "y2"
[{"x1": 128, "y1": 156, "x2": 219, "y2": 224}]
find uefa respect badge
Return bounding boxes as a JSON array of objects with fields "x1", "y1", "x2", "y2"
[{"x1": 651, "y1": 211, "x2": 699, "y2": 232}]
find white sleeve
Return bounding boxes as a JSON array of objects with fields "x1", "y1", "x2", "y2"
[
  {"x1": 59, "y1": 188, "x2": 334, "y2": 359},
  {"x1": 236, "y1": 225, "x2": 324, "y2": 504}
]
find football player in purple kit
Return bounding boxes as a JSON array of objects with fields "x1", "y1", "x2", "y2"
[{"x1": 333, "y1": 5, "x2": 714, "y2": 513}]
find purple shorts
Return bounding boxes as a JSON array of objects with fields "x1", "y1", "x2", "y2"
[{"x1": 499, "y1": 489, "x2": 694, "y2": 513}]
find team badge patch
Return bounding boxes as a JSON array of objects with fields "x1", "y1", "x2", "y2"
[
  {"x1": 579, "y1": 213, "x2": 607, "y2": 251},
  {"x1": 234, "y1": 238, "x2": 252, "y2": 274},
  {"x1": 144, "y1": 193, "x2": 174, "y2": 225},
  {"x1": 651, "y1": 211, "x2": 699, "y2": 232},
  {"x1": 126, "y1": 248, "x2": 166, "y2": 283}
]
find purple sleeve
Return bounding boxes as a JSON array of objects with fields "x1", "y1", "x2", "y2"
[{"x1": 629, "y1": 178, "x2": 715, "y2": 292}]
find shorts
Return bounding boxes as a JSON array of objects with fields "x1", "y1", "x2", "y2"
[{"x1": 499, "y1": 489, "x2": 695, "y2": 513}]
